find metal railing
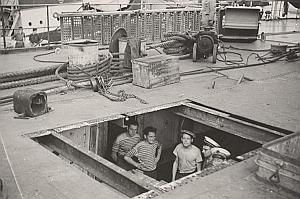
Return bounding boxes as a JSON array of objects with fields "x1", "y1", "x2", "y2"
[
  {"x1": 1, "y1": 2, "x2": 204, "y2": 49},
  {"x1": 58, "y1": 7, "x2": 203, "y2": 45}
]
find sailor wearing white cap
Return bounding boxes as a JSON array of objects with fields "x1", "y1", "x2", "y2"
[
  {"x1": 203, "y1": 136, "x2": 220, "y2": 148},
  {"x1": 202, "y1": 136, "x2": 231, "y2": 169},
  {"x1": 203, "y1": 146, "x2": 231, "y2": 169},
  {"x1": 211, "y1": 147, "x2": 231, "y2": 166},
  {"x1": 202, "y1": 136, "x2": 220, "y2": 169}
]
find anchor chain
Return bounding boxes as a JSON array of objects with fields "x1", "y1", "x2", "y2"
[
  {"x1": 97, "y1": 76, "x2": 147, "y2": 104},
  {"x1": 99, "y1": 89, "x2": 147, "y2": 104}
]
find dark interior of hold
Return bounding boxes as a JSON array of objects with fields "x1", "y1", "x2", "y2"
[
  {"x1": 33, "y1": 105, "x2": 261, "y2": 186},
  {"x1": 30, "y1": 93, "x2": 47, "y2": 115}
]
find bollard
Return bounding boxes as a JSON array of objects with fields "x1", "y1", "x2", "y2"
[{"x1": 13, "y1": 89, "x2": 48, "y2": 117}]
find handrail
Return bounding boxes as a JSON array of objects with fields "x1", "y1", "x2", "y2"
[
  {"x1": 59, "y1": 7, "x2": 204, "y2": 45},
  {"x1": 58, "y1": 7, "x2": 202, "y2": 16}
]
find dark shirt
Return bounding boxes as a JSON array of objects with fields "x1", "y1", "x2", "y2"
[{"x1": 29, "y1": 33, "x2": 41, "y2": 44}]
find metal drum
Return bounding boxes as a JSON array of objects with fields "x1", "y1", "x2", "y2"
[{"x1": 66, "y1": 39, "x2": 99, "y2": 81}]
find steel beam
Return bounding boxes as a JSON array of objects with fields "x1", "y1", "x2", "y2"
[
  {"x1": 36, "y1": 131, "x2": 154, "y2": 197},
  {"x1": 174, "y1": 103, "x2": 285, "y2": 144}
]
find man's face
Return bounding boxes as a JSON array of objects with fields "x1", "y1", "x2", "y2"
[
  {"x1": 202, "y1": 146, "x2": 212, "y2": 158},
  {"x1": 181, "y1": 133, "x2": 193, "y2": 147},
  {"x1": 212, "y1": 157, "x2": 224, "y2": 166},
  {"x1": 145, "y1": 131, "x2": 156, "y2": 144},
  {"x1": 128, "y1": 124, "x2": 138, "y2": 137}
]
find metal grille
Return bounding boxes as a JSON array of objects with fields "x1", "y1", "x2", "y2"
[
  {"x1": 59, "y1": 8, "x2": 203, "y2": 44},
  {"x1": 102, "y1": 15, "x2": 112, "y2": 44},
  {"x1": 174, "y1": 11, "x2": 182, "y2": 32},
  {"x1": 73, "y1": 16, "x2": 83, "y2": 40},
  {"x1": 153, "y1": 13, "x2": 161, "y2": 42},
  {"x1": 61, "y1": 17, "x2": 72, "y2": 42},
  {"x1": 94, "y1": 16, "x2": 102, "y2": 43},
  {"x1": 83, "y1": 16, "x2": 93, "y2": 39}
]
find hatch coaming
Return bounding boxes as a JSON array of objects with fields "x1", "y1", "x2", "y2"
[{"x1": 27, "y1": 99, "x2": 287, "y2": 197}]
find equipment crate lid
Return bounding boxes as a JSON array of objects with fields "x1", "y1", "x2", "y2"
[{"x1": 132, "y1": 54, "x2": 177, "y2": 65}]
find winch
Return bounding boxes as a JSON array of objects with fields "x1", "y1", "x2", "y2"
[{"x1": 192, "y1": 29, "x2": 218, "y2": 63}]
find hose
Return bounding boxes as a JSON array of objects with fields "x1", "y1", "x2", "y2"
[
  {"x1": 157, "y1": 32, "x2": 196, "y2": 55},
  {"x1": 0, "y1": 64, "x2": 67, "y2": 83},
  {"x1": 0, "y1": 73, "x2": 67, "y2": 90},
  {"x1": 33, "y1": 51, "x2": 67, "y2": 64}
]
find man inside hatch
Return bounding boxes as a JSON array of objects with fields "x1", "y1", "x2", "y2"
[{"x1": 111, "y1": 120, "x2": 141, "y2": 170}]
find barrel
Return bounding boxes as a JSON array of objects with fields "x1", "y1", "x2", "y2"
[
  {"x1": 65, "y1": 39, "x2": 99, "y2": 81},
  {"x1": 13, "y1": 89, "x2": 48, "y2": 117}
]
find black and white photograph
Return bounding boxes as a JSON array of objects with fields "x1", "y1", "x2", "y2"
[{"x1": 0, "y1": 0, "x2": 299, "y2": 199}]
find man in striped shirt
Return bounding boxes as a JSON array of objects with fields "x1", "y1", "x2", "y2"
[
  {"x1": 111, "y1": 120, "x2": 141, "y2": 170},
  {"x1": 124, "y1": 126, "x2": 162, "y2": 179}
]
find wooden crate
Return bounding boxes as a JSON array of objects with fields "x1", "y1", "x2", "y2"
[
  {"x1": 256, "y1": 131, "x2": 300, "y2": 194},
  {"x1": 131, "y1": 54, "x2": 180, "y2": 89}
]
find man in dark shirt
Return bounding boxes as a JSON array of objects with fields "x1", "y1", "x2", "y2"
[{"x1": 29, "y1": 28, "x2": 41, "y2": 47}]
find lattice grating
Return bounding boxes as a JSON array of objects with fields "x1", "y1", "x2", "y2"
[
  {"x1": 144, "y1": 13, "x2": 153, "y2": 41},
  {"x1": 93, "y1": 16, "x2": 102, "y2": 43},
  {"x1": 167, "y1": 12, "x2": 175, "y2": 33},
  {"x1": 59, "y1": 8, "x2": 202, "y2": 44},
  {"x1": 129, "y1": 14, "x2": 138, "y2": 38},
  {"x1": 83, "y1": 16, "x2": 93, "y2": 39},
  {"x1": 194, "y1": 11, "x2": 202, "y2": 31},
  {"x1": 153, "y1": 13, "x2": 161, "y2": 42},
  {"x1": 73, "y1": 16, "x2": 83, "y2": 40},
  {"x1": 112, "y1": 14, "x2": 121, "y2": 33},
  {"x1": 137, "y1": 14, "x2": 144, "y2": 39},
  {"x1": 174, "y1": 11, "x2": 182, "y2": 32},
  {"x1": 62, "y1": 17, "x2": 72, "y2": 42},
  {"x1": 102, "y1": 15, "x2": 112, "y2": 45},
  {"x1": 160, "y1": 12, "x2": 167, "y2": 40},
  {"x1": 182, "y1": 11, "x2": 189, "y2": 32}
]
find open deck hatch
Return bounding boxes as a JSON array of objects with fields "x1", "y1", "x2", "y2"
[{"x1": 27, "y1": 100, "x2": 288, "y2": 198}]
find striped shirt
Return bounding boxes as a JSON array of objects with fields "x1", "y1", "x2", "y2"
[
  {"x1": 112, "y1": 133, "x2": 140, "y2": 157},
  {"x1": 126, "y1": 140, "x2": 160, "y2": 171}
]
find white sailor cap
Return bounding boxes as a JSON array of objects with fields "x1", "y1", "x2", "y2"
[
  {"x1": 203, "y1": 136, "x2": 220, "y2": 148},
  {"x1": 211, "y1": 147, "x2": 231, "y2": 159}
]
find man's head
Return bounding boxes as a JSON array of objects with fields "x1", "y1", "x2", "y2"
[
  {"x1": 202, "y1": 145, "x2": 212, "y2": 158},
  {"x1": 211, "y1": 153, "x2": 226, "y2": 166},
  {"x1": 127, "y1": 120, "x2": 138, "y2": 137},
  {"x1": 181, "y1": 130, "x2": 195, "y2": 147},
  {"x1": 143, "y1": 126, "x2": 157, "y2": 144},
  {"x1": 18, "y1": 26, "x2": 23, "y2": 32},
  {"x1": 210, "y1": 147, "x2": 230, "y2": 166}
]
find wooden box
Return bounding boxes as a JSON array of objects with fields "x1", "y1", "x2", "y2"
[
  {"x1": 256, "y1": 132, "x2": 300, "y2": 194},
  {"x1": 131, "y1": 54, "x2": 180, "y2": 89}
]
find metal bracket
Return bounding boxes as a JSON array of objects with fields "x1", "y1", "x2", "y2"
[{"x1": 269, "y1": 160, "x2": 285, "y2": 184}]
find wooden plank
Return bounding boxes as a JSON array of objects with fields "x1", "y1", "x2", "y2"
[
  {"x1": 89, "y1": 125, "x2": 97, "y2": 153},
  {"x1": 97, "y1": 122, "x2": 108, "y2": 157}
]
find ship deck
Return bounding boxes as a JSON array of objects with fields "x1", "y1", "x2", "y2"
[{"x1": 0, "y1": 19, "x2": 300, "y2": 199}]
